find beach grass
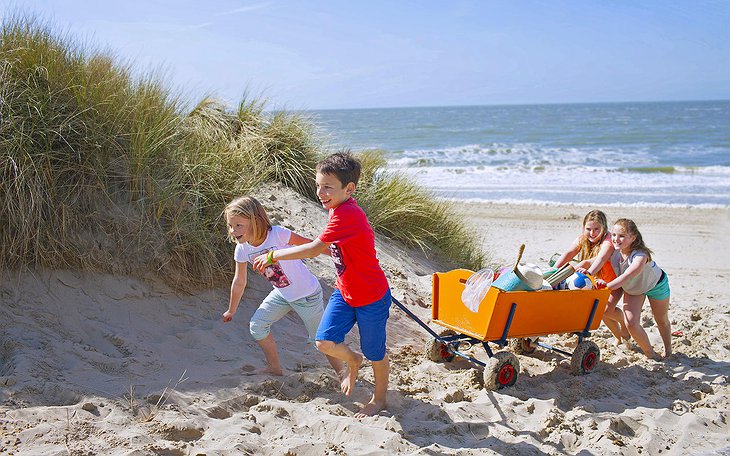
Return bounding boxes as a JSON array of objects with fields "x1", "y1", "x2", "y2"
[{"x1": 0, "y1": 14, "x2": 487, "y2": 288}]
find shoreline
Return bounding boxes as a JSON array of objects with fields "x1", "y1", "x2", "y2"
[{"x1": 440, "y1": 197, "x2": 730, "y2": 211}]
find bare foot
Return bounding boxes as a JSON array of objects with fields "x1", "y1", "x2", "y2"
[
  {"x1": 341, "y1": 354, "x2": 363, "y2": 396},
  {"x1": 255, "y1": 365, "x2": 283, "y2": 376},
  {"x1": 354, "y1": 396, "x2": 386, "y2": 419},
  {"x1": 620, "y1": 328, "x2": 631, "y2": 341},
  {"x1": 644, "y1": 350, "x2": 662, "y2": 361}
]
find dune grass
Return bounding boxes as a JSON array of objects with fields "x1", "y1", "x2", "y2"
[{"x1": 0, "y1": 15, "x2": 487, "y2": 289}]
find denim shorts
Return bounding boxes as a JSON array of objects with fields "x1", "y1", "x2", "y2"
[
  {"x1": 645, "y1": 270, "x2": 670, "y2": 301},
  {"x1": 249, "y1": 285, "x2": 324, "y2": 342},
  {"x1": 316, "y1": 288, "x2": 391, "y2": 361}
]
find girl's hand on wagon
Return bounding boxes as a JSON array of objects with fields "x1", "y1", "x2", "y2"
[{"x1": 594, "y1": 279, "x2": 608, "y2": 289}]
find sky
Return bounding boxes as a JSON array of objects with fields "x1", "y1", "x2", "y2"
[{"x1": 2, "y1": 1, "x2": 729, "y2": 110}]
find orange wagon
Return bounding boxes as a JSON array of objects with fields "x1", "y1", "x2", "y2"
[{"x1": 393, "y1": 268, "x2": 610, "y2": 390}]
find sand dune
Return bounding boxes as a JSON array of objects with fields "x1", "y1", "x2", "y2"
[{"x1": 1, "y1": 190, "x2": 728, "y2": 455}]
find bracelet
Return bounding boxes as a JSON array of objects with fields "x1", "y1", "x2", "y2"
[{"x1": 266, "y1": 250, "x2": 276, "y2": 264}]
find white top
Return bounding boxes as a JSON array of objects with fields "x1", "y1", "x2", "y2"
[
  {"x1": 610, "y1": 250, "x2": 662, "y2": 295},
  {"x1": 234, "y1": 226, "x2": 320, "y2": 301}
]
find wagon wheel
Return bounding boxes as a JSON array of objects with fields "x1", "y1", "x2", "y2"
[
  {"x1": 508, "y1": 337, "x2": 538, "y2": 355},
  {"x1": 483, "y1": 351, "x2": 520, "y2": 390},
  {"x1": 570, "y1": 340, "x2": 600, "y2": 375},
  {"x1": 425, "y1": 329, "x2": 457, "y2": 362}
]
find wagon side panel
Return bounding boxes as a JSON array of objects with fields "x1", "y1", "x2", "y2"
[
  {"x1": 432, "y1": 269, "x2": 495, "y2": 340},
  {"x1": 484, "y1": 288, "x2": 610, "y2": 339}
]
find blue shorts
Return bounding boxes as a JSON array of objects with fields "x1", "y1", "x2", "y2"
[
  {"x1": 645, "y1": 270, "x2": 670, "y2": 300},
  {"x1": 316, "y1": 288, "x2": 391, "y2": 361}
]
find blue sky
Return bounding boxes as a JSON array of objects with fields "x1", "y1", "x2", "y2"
[{"x1": 3, "y1": 1, "x2": 729, "y2": 110}]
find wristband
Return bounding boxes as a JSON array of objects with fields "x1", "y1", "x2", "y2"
[{"x1": 267, "y1": 250, "x2": 276, "y2": 264}]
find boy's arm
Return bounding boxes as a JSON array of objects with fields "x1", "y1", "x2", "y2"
[
  {"x1": 223, "y1": 262, "x2": 247, "y2": 322},
  {"x1": 252, "y1": 239, "x2": 330, "y2": 272},
  {"x1": 288, "y1": 232, "x2": 314, "y2": 246},
  {"x1": 289, "y1": 231, "x2": 332, "y2": 256}
]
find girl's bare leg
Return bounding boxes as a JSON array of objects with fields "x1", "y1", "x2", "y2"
[
  {"x1": 623, "y1": 294, "x2": 659, "y2": 359},
  {"x1": 649, "y1": 297, "x2": 672, "y2": 357},
  {"x1": 256, "y1": 334, "x2": 283, "y2": 375},
  {"x1": 603, "y1": 289, "x2": 628, "y2": 344}
]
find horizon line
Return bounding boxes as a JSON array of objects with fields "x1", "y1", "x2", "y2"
[{"x1": 301, "y1": 98, "x2": 730, "y2": 113}]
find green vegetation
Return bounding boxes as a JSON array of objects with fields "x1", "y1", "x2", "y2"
[
  {"x1": 621, "y1": 166, "x2": 677, "y2": 174},
  {"x1": 0, "y1": 15, "x2": 487, "y2": 289}
]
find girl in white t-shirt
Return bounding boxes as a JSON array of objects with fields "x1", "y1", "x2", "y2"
[
  {"x1": 222, "y1": 196, "x2": 343, "y2": 377},
  {"x1": 596, "y1": 219, "x2": 672, "y2": 359}
]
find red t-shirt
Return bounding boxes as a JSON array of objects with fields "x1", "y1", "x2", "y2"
[{"x1": 319, "y1": 198, "x2": 389, "y2": 307}]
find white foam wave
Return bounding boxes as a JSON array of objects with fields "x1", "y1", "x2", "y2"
[{"x1": 436, "y1": 197, "x2": 729, "y2": 209}]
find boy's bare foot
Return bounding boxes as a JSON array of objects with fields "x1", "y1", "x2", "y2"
[
  {"x1": 354, "y1": 396, "x2": 386, "y2": 418},
  {"x1": 255, "y1": 365, "x2": 283, "y2": 376},
  {"x1": 341, "y1": 354, "x2": 363, "y2": 396}
]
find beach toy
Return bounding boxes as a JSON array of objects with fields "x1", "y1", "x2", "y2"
[
  {"x1": 567, "y1": 272, "x2": 594, "y2": 290},
  {"x1": 461, "y1": 268, "x2": 494, "y2": 312},
  {"x1": 548, "y1": 253, "x2": 561, "y2": 267},
  {"x1": 493, "y1": 245, "x2": 545, "y2": 292},
  {"x1": 545, "y1": 263, "x2": 575, "y2": 288},
  {"x1": 493, "y1": 263, "x2": 544, "y2": 291},
  {"x1": 493, "y1": 245, "x2": 541, "y2": 292}
]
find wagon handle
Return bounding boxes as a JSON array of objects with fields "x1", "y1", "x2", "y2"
[{"x1": 513, "y1": 244, "x2": 525, "y2": 272}]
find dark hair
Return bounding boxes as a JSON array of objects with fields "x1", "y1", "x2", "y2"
[{"x1": 316, "y1": 152, "x2": 361, "y2": 187}]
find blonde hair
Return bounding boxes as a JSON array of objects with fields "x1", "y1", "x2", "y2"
[
  {"x1": 613, "y1": 218, "x2": 653, "y2": 261},
  {"x1": 578, "y1": 210, "x2": 609, "y2": 261},
  {"x1": 223, "y1": 196, "x2": 271, "y2": 242}
]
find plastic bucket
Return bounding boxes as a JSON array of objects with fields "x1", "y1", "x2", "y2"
[{"x1": 492, "y1": 270, "x2": 533, "y2": 291}]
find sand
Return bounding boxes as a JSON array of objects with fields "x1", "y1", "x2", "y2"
[{"x1": 1, "y1": 188, "x2": 729, "y2": 455}]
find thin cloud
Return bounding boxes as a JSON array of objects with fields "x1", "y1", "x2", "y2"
[{"x1": 215, "y1": 2, "x2": 272, "y2": 17}]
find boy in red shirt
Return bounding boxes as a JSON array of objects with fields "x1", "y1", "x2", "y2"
[{"x1": 253, "y1": 152, "x2": 391, "y2": 418}]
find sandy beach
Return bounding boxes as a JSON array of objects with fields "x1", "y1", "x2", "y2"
[{"x1": 1, "y1": 190, "x2": 728, "y2": 455}]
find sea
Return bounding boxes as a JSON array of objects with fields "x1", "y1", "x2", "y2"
[{"x1": 309, "y1": 100, "x2": 730, "y2": 207}]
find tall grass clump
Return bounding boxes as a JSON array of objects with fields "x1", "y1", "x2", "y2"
[
  {"x1": 0, "y1": 14, "x2": 488, "y2": 288},
  {"x1": 0, "y1": 15, "x2": 302, "y2": 287},
  {"x1": 356, "y1": 150, "x2": 489, "y2": 270}
]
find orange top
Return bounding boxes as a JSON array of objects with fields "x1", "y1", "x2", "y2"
[{"x1": 596, "y1": 260, "x2": 617, "y2": 282}]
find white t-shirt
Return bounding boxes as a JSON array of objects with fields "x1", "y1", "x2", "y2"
[
  {"x1": 610, "y1": 250, "x2": 662, "y2": 295},
  {"x1": 234, "y1": 226, "x2": 320, "y2": 301}
]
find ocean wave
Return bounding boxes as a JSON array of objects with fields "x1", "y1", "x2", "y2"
[
  {"x1": 436, "y1": 197, "x2": 729, "y2": 209},
  {"x1": 401, "y1": 166, "x2": 730, "y2": 206},
  {"x1": 389, "y1": 143, "x2": 656, "y2": 168}
]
